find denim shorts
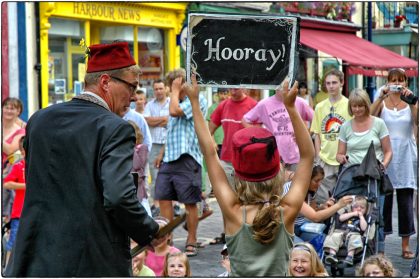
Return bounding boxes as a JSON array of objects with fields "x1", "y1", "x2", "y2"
[
  {"x1": 6, "y1": 218, "x2": 20, "y2": 251},
  {"x1": 155, "y1": 154, "x2": 202, "y2": 204}
]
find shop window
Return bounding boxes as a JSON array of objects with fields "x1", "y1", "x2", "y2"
[
  {"x1": 137, "y1": 28, "x2": 165, "y2": 96},
  {"x1": 48, "y1": 18, "x2": 85, "y2": 106}
]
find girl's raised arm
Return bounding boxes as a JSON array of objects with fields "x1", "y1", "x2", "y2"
[
  {"x1": 183, "y1": 75, "x2": 239, "y2": 223},
  {"x1": 281, "y1": 79, "x2": 315, "y2": 232}
]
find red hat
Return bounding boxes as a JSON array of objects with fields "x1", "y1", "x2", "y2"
[
  {"x1": 86, "y1": 42, "x2": 136, "y2": 73},
  {"x1": 232, "y1": 127, "x2": 280, "y2": 182}
]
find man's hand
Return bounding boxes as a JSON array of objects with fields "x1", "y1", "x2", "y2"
[
  {"x1": 154, "y1": 152, "x2": 163, "y2": 168},
  {"x1": 172, "y1": 77, "x2": 183, "y2": 96}
]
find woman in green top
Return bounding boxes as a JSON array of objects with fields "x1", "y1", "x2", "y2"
[{"x1": 183, "y1": 75, "x2": 314, "y2": 276}]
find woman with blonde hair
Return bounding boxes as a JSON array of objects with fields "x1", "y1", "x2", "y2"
[
  {"x1": 183, "y1": 75, "x2": 314, "y2": 276},
  {"x1": 336, "y1": 88, "x2": 392, "y2": 254},
  {"x1": 288, "y1": 242, "x2": 328, "y2": 277}
]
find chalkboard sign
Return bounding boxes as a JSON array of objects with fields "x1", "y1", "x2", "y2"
[{"x1": 186, "y1": 13, "x2": 300, "y2": 90}]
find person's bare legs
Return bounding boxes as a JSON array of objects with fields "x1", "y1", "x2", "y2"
[
  {"x1": 185, "y1": 203, "x2": 198, "y2": 245},
  {"x1": 159, "y1": 200, "x2": 173, "y2": 220}
]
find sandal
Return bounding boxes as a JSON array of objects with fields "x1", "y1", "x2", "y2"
[
  {"x1": 185, "y1": 244, "x2": 198, "y2": 257},
  {"x1": 209, "y1": 233, "x2": 225, "y2": 245},
  {"x1": 402, "y1": 250, "x2": 415, "y2": 259}
]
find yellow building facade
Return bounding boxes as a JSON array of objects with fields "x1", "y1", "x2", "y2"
[{"x1": 39, "y1": 2, "x2": 186, "y2": 107}]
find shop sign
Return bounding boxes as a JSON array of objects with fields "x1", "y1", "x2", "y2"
[
  {"x1": 73, "y1": 3, "x2": 141, "y2": 21},
  {"x1": 186, "y1": 13, "x2": 300, "y2": 89}
]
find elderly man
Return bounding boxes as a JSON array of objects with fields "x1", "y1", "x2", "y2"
[{"x1": 6, "y1": 42, "x2": 160, "y2": 277}]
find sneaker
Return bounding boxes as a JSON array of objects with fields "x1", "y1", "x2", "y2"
[
  {"x1": 173, "y1": 204, "x2": 182, "y2": 217},
  {"x1": 325, "y1": 254, "x2": 338, "y2": 265},
  {"x1": 343, "y1": 255, "x2": 353, "y2": 266},
  {"x1": 151, "y1": 206, "x2": 160, "y2": 217}
]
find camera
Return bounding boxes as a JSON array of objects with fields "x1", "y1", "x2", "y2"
[
  {"x1": 388, "y1": 85, "x2": 403, "y2": 92},
  {"x1": 400, "y1": 93, "x2": 419, "y2": 105}
]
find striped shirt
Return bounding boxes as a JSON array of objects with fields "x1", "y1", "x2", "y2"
[
  {"x1": 164, "y1": 94, "x2": 207, "y2": 166},
  {"x1": 143, "y1": 97, "x2": 170, "y2": 144}
]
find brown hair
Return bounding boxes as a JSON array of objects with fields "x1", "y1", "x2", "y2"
[
  {"x1": 162, "y1": 252, "x2": 191, "y2": 277},
  {"x1": 348, "y1": 89, "x2": 371, "y2": 117},
  {"x1": 288, "y1": 242, "x2": 329, "y2": 277},
  {"x1": 127, "y1": 120, "x2": 144, "y2": 145},
  {"x1": 84, "y1": 65, "x2": 141, "y2": 87},
  {"x1": 165, "y1": 68, "x2": 186, "y2": 88},
  {"x1": 2, "y1": 97, "x2": 23, "y2": 116},
  {"x1": 312, "y1": 165, "x2": 324, "y2": 179},
  {"x1": 357, "y1": 254, "x2": 396, "y2": 277},
  {"x1": 387, "y1": 68, "x2": 407, "y2": 83},
  {"x1": 234, "y1": 170, "x2": 284, "y2": 244}
]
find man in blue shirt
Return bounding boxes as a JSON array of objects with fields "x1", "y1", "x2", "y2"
[{"x1": 155, "y1": 68, "x2": 207, "y2": 257}]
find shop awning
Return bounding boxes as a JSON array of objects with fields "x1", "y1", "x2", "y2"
[{"x1": 300, "y1": 28, "x2": 418, "y2": 77}]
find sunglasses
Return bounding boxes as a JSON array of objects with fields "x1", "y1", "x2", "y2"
[{"x1": 110, "y1": 76, "x2": 138, "y2": 94}]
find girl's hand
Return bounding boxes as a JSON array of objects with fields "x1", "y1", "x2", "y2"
[
  {"x1": 337, "y1": 195, "x2": 353, "y2": 208},
  {"x1": 184, "y1": 74, "x2": 200, "y2": 101},
  {"x1": 280, "y1": 78, "x2": 299, "y2": 109}
]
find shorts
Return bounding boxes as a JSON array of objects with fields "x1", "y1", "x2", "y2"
[
  {"x1": 155, "y1": 154, "x2": 202, "y2": 204},
  {"x1": 6, "y1": 218, "x2": 20, "y2": 251}
]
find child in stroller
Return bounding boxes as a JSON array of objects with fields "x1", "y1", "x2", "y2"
[{"x1": 323, "y1": 195, "x2": 368, "y2": 266}]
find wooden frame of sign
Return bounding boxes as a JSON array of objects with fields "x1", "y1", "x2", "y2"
[{"x1": 186, "y1": 13, "x2": 300, "y2": 90}]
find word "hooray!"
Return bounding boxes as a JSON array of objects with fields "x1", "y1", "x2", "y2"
[{"x1": 203, "y1": 37, "x2": 286, "y2": 71}]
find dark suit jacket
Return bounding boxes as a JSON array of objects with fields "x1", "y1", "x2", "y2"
[{"x1": 6, "y1": 98, "x2": 159, "y2": 277}]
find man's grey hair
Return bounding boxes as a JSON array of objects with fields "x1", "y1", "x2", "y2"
[{"x1": 84, "y1": 65, "x2": 141, "y2": 87}]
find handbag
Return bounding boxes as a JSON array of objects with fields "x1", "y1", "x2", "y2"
[{"x1": 378, "y1": 162, "x2": 393, "y2": 195}]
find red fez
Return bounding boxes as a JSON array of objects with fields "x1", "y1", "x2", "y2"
[
  {"x1": 232, "y1": 127, "x2": 280, "y2": 182},
  {"x1": 86, "y1": 42, "x2": 136, "y2": 73}
]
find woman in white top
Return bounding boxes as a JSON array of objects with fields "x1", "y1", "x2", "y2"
[{"x1": 370, "y1": 68, "x2": 418, "y2": 259}]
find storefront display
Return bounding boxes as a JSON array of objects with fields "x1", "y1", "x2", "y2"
[{"x1": 39, "y1": 2, "x2": 186, "y2": 107}]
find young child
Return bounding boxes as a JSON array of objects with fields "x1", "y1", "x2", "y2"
[
  {"x1": 128, "y1": 120, "x2": 152, "y2": 217},
  {"x1": 288, "y1": 242, "x2": 328, "y2": 277},
  {"x1": 357, "y1": 254, "x2": 396, "y2": 277},
  {"x1": 162, "y1": 252, "x2": 191, "y2": 277},
  {"x1": 324, "y1": 195, "x2": 368, "y2": 266},
  {"x1": 145, "y1": 216, "x2": 180, "y2": 276},
  {"x1": 183, "y1": 75, "x2": 314, "y2": 276},
  {"x1": 3, "y1": 137, "x2": 26, "y2": 267},
  {"x1": 131, "y1": 240, "x2": 155, "y2": 277}
]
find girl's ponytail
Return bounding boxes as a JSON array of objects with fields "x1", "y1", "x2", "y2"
[{"x1": 252, "y1": 195, "x2": 282, "y2": 244}]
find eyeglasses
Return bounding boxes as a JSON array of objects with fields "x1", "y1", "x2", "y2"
[{"x1": 110, "y1": 76, "x2": 138, "y2": 94}]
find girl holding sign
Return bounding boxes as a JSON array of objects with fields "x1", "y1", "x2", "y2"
[{"x1": 182, "y1": 75, "x2": 314, "y2": 276}]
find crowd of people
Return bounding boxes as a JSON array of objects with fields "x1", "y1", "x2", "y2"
[{"x1": 1, "y1": 41, "x2": 417, "y2": 277}]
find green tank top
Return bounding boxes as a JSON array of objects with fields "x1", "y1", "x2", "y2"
[{"x1": 225, "y1": 206, "x2": 294, "y2": 277}]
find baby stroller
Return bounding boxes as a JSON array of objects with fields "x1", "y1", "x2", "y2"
[{"x1": 322, "y1": 148, "x2": 383, "y2": 276}]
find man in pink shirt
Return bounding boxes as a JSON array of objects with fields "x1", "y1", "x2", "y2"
[
  {"x1": 210, "y1": 88, "x2": 257, "y2": 185},
  {"x1": 243, "y1": 88, "x2": 313, "y2": 171}
]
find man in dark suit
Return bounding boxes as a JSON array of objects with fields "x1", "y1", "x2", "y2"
[{"x1": 6, "y1": 42, "x2": 161, "y2": 276}]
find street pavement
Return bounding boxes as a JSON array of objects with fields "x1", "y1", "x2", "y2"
[{"x1": 172, "y1": 193, "x2": 418, "y2": 277}]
